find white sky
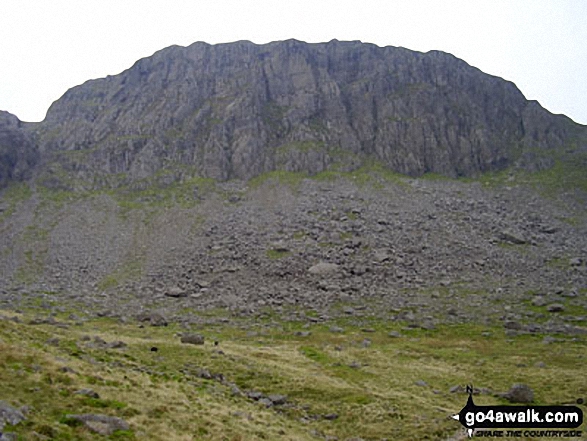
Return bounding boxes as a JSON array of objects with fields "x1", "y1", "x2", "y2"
[{"x1": 1, "y1": 0, "x2": 586, "y2": 124}]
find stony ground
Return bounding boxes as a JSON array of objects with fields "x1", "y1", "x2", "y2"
[{"x1": 1, "y1": 168, "x2": 586, "y2": 334}]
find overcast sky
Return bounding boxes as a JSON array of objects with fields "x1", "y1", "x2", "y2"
[{"x1": 1, "y1": 0, "x2": 586, "y2": 124}]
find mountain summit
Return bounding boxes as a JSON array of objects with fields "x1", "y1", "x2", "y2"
[{"x1": 7, "y1": 39, "x2": 582, "y2": 189}]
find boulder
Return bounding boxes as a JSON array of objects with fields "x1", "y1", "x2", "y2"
[
  {"x1": 180, "y1": 333, "x2": 205, "y2": 345},
  {"x1": 0, "y1": 401, "x2": 26, "y2": 431},
  {"x1": 505, "y1": 384, "x2": 534, "y2": 403},
  {"x1": 64, "y1": 414, "x2": 129, "y2": 436},
  {"x1": 499, "y1": 230, "x2": 526, "y2": 245},
  {"x1": 165, "y1": 287, "x2": 187, "y2": 298},
  {"x1": 308, "y1": 262, "x2": 340, "y2": 275},
  {"x1": 547, "y1": 303, "x2": 565, "y2": 313}
]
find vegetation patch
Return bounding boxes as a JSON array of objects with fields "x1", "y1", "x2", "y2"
[{"x1": 0, "y1": 310, "x2": 584, "y2": 440}]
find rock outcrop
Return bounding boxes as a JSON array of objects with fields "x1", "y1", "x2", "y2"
[
  {"x1": 21, "y1": 39, "x2": 585, "y2": 187},
  {"x1": 0, "y1": 111, "x2": 37, "y2": 188}
]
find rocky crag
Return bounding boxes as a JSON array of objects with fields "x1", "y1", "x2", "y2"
[
  {"x1": 0, "y1": 111, "x2": 37, "y2": 187},
  {"x1": 0, "y1": 40, "x2": 586, "y2": 331},
  {"x1": 7, "y1": 38, "x2": 587, "y2": 190}
]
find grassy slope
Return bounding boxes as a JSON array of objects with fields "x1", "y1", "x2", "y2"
[{"x1": 0, "y1": 310, "x2": 585, "y2": 440}]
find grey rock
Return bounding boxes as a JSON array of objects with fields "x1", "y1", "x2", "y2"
[
  {"x1": 180, "y1": 333, "x2": 205, "y2": 345},
  {"x1": 137, "y1": 312, "x2": 168, "y2": 327},
  {"x1": 449, "y1": 385, "x2": 464, "y2": 394},
  {"x1": 547, "y1": 303, "x2": 565, "y2": 313},
  {"x1": 308, "y1": 262, "x2": 340, "y2": 275},
  {"x1": 75, "y1": 389, "x2": 100, "y2": 399},
  {"x1": 0, "y1": 111, "x2": 37, "y2": 189},
  {"x1": 504, "y1": 384, "x2": 534, "y2": 403},
  {"x1": 258, "y1": 398, "x2": 273, "y2": 408},
  {"x1": 197, "y1": 368, "x2": 212, "y2": 379},
  {"x1": 500, "y1": 230, "x2": 526, "y2": 245},
  {"x1": 64, "y1": 414, "x2": 129, "y2": 436},
  {"x1": 0, "y1": 401, "x2": 26, "y2": 430},
  {"x1": 569, "y1": 257, "x2": 583, "y2": 266},
  {"x1": 531, "y1": 296, "x2": 547, "y2": 306},
  {"x1": 267, "y1": 394, "x2": 288, "y2": 405},
  {"x1": 30, "y1": 38, "x2": 579, "y2": 187},
  {"x1": 504, "y1": 320, "x2": 522, "y2": 330},
  {"x1": 246, "y1": 391, "x2": 265, "y2": 401},
  {"x1": 165, "y1": 286, "x2": 187, "y2": 298},
  {"x1": 107, "y1": 340, "x2": 127, "y2": 349}
]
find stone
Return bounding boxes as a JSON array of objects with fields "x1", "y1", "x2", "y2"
[
  {"x1": 137, "y1": 312, "x2": 168, "y2": 327},
  {"x1": 75, "y1": 389, "x2": 100, "y2": 399},
  {"x1": 569, "y1": 257, "x2": 583, "y2": 266},
  {"x1": 0, "y1": 401, "x2": 26, "y2": 430},
  {"x1": 165, "y1": 287, "x2": 187, "y2": 298},
  {"x1": 267, "y1": 394, "x2": 287, "y2": 405},
  {"x1": 531, "y1": 296, "x2": 547, "y2": 306},
  {"x1": 504, "y1": 320, "x2": 522, "y2": 330},
  {"x1": 308, "y1": 262, "x2": 340, "y2": 275},
  {"x1": 246, "y1": 391, "x2": 264, "y2": 401},
  {"x1": 504, "y1": 384, "x2": 534, "y2": 403},
  {"x1": 258, "y1": 398, "x2": 273, "y2": 408},
  {"x1": 500, "y1": 230, "x2": 526, "y2": 245},
  {"x1": 373, "y1": 250, "x2": 391, "y2": 263},
  {"x1": 180, "y1": 334, "x2": 205, "y2": 345},
  {"x1": 64, "y1": 414, "x2": 129, "y2": 436},
  {"x1": 107, "y1": 340, "x2": 127, "y2": 349},
  {"x1": 547, "y1": 303, "x2": 565, "y2": 313},
  {"x1": 323, "y1": 413, "x2": 339, "y2": 420}
]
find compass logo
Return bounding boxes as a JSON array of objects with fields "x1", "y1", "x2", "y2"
[{"x1": 452, "y1": 385, "x2": 583, "y2": 438}]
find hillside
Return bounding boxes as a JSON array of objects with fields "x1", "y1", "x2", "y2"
[{"x1": 0, "y1": 39, "x2": 586, "y2": 440}]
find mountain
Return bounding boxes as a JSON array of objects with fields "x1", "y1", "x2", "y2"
[
  {"x1": 1, "y1": 39, "x2": 587, "y2": 441},
  {"x1": 0, "y1": 111, "x2": 37, "y2": 187},
  {"x1": 0, "y1": 39, "x2": 585, "y2": 305},
  {"x1": 21, "y1": 39, "x2": 586, "y2": 189}
]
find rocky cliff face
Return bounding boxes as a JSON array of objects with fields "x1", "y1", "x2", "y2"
[
  {"x1": 0, "y1": 111, "x2": 37, "y2": 187},
  {"x1": 29, "y1": 39, "x2": 585, "y2": 186}
]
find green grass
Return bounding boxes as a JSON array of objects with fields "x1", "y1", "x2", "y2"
[
  {"x1": 248, "y1": 170, "x2": 308, "y2": 190},
  {"x1": 0, "y1": 181, "x2": 32, "y2": 221},
  {"x1": 480, "y1": 154, "x2": 587, "y2": 197},
  {"x1": 0, "y1": 309, "x2": 584, "y2": 440},
  {"x1": 97, "y1": 259, "x2": 144, "y2": 291},
  {"x1": 266, "y1": 249, "x2": 291, "y2": 259}
]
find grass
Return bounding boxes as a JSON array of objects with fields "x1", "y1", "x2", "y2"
[
  {"x1": 97, "y1": 259, "x2": 144, "y2": 291},
  {"x1": 0, "y1": 181, "x2": 32, "y2": 222},
  {"x1": 0, "y1": 309, "x2": 584, "y2": 440},
  {"x1": 247, "y1": 159, "x2": 409, "y2": 193},
  {"x1": 265, "y1": 249, "x2": 291, "y2": 259},
  {"x1": 480, "y1": 154, "x2": 587, "y2": 197}
]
